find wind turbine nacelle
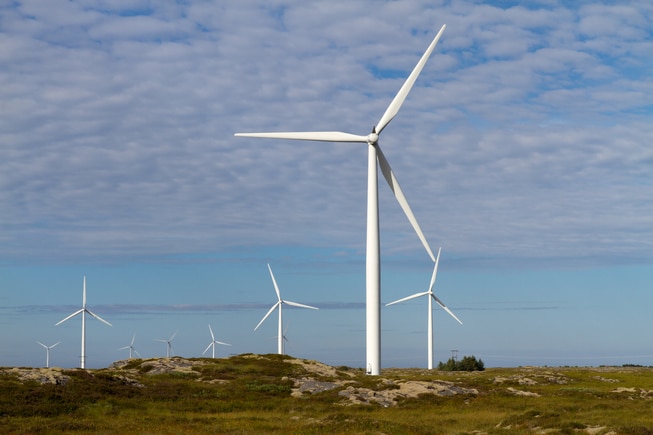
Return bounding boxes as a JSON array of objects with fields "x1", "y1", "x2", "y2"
[{"x1": 367, "y1": 133, "x2": 379, "y2": 144}]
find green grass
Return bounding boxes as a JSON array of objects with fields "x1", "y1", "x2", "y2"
[{"x1": 2, "y1": 356, "x2": 653, "y2": 434}]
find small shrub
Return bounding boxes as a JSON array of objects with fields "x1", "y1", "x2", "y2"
[
  {"x1": 139, "y1": 365, "x2": 154, "y2": 373},
  {"x1": 245, "y1": 382, "x2": 291, "y2": 395},
  {"x1": 438, "y1": 355, "x2": 485, "y2": 371}
]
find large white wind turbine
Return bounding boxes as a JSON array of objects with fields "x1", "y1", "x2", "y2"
[
  {"x1": 37, "y1": 341, "x2": 60, "y2": 368},
  {"x1": 119, "y1": 333, "x2": 141, "y2": 359},
  {"x1": 155, "y1": 331, "x2": 177, "y2": 358},
  {"x1": 55, "y1": 276, "x2": 112, "y2": 369},
  {"x1": 202, "y1": 324, "x2": 231, "y2": 358},
  {"x1": 236, "y1": 25, "x2": 446, "y2": 374},
  {"x1": 254, "y1": 264, "x2": 318, "y2": 355},
  {"x1": 386, "y1": 248, "x2": 462, "y2": 370}
]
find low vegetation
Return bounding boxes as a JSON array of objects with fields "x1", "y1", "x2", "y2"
[{"x1": 2, "y1": 354, "x2": 653, "y2": 434}]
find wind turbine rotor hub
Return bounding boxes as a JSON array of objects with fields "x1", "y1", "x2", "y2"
[{"x1": 366, "y1": 133, "x2": 379, "y2": 144}]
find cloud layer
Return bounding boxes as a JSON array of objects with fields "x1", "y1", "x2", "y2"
[{"x1": 1, "y1": 1, "x2": 652, "y2": 267}]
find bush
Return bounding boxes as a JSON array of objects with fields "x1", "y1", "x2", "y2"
[{"x1": 438, "y1": 355, "x2": 485, "y2": 371}]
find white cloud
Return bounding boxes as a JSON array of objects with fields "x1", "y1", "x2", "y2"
[{"x1": 0, "y1": 0, "x2": 651, "y2": 267}]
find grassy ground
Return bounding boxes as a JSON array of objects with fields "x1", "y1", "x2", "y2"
[{"x1": 2, "y1": 354, "x2": 653, "y2": 434}]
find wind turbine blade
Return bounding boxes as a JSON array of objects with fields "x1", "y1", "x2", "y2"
[
  {"x1": 208, "y1": 324, "x2": 215, "y2": 340},
  {"x1": 386, "y1": 291, "x2": 429, "y2": 306},
  {"x1": 52, "y1": 342, "x2": 61, "y2": 348},
  {"x1": 428, "y1": 247, "x2": 442, "y2": 291},
  {"x1": 37, "y1": 341, "x2": 47, "y2": 349},
  {"x1": 235, "y1": 131, "x2": 368, "y2": 142},
  {"x1": 374, "y1": 24, "x2": 446, "y2": 134},
  {"x1": 86, "y1": 310, "x2": 113, "y2": 327},
  {"x1": 284, "y1": 300, "x2": 319, "y2": 310},
  {"x1": 133, "y1": 349, "x2": 141, "y2": 358},
  {"x1": 433, "y1": 295, "x2": 463, "y2": 325},
  {"x1": 119, "y1": 345, "x2": 130, "y2": 350},
  {"x1": 169, "y1": 331, "x2": 177, "y2": 341},
  {"x1": 377, "y1": 145, "x2": 436, "y2": 262},
  {"x1": 55, "y1": 308, "x2": 84, "y2": 325},
  {"x1": 202, "y1": 343, "x2": 213, "y2": 355},
  {"x1": 255, "y1": 302, "x2": 280, "y2": 331},
  {"x1": 82, "y1": 276, "x2": 87, "y2": 307},
  {"x1": 267, "y1": 264, "x2": 282, "y2": 301},
  {"x1": 215, "y1": 341, "x2": 231, "y2": 346}
]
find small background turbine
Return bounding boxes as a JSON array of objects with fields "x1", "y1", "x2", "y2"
[
  {"x1": 55, "y1": 276, "x2": 112, "y2": 369},
  {"x1": 387, "y1": 248, "x2": 462, "y2": 369},
  {"x1": 37, "y1": 341, "x2": 60, "y2": 368},
  {"x1": 254, "y1": 264, "x2": 318, "y2": 355},
  {"x1": 202, "y1": 324, "x2": 231, "y2": 358},
  {"x1": 119, "y1": 333, "x2": 141, "y2": 359},
  {"x1": 155, "y1": 331, "x2": 177, "y2": 358}
]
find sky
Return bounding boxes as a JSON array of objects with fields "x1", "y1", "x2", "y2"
[{"x1": 1, "y1": 0, "x2": 652, "y2": 370}]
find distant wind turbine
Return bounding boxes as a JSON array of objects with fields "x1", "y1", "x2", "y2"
[
  {"x1": 155, "y1": 331, "x2": 177, "y2": 358},
  {"x1": 37, "y1": 341, "x2": 60, "y2": 368},
  {"x1": 236, "y1": 25, "x2": 446, "y2": 375},
  {"x1": 254, "y1": 264, "x2": 318, "y2": 355},
  {"x1": 280, "y1": 323, "x2": 290, "y2": 353},
  {"x1": 119, "y1": 333, "x2": 141, "y2": 359},
  {"x1": 55, "y1": 276, "x2": 112, "y2": 369},
  {"x1": 386, "y1": 248, "x2": 462, "y2": 370},
  {"x1": 202, "y1": 324, "x2": 231, "y2": 358}
]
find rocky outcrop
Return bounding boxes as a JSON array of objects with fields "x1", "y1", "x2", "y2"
[
  {"x1": 112, "y1": 357, "x2": 207, "y2": 376},
  {"x1": 336, "y1": 379, "x2": 478, "y2": 406},
  {"x1": 1, "y1": 367, "x2": 71, "y2": 385}
]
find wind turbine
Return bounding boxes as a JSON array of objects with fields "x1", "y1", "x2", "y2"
[
  {"x1": 55, "y1": 276, "x2": 112, "y2": 369},
  {"x1": 119, "y1": 333, "x2": 141, "y2": 359},
  {"x1": 386, "y1": 248, "x2": 462, "y2": 370},
  {"x1": 236, "y1": 25, "x2": 446, "y2": 374},
  {"x1": 37, "y1": 341, "x2": 60, "y2": 368},
  {"x1": 202, "y1": 324, "x2": 231, "y2": 358},
  {"x1": 155, "y1": 331, "x2": 177, "y2": 358},
  {"x1": 254, "y1": 264, "x2": 318, "y2": 355}
]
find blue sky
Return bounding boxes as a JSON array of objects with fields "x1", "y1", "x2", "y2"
[{"x1": 1, "y1": 1, "x2": 652, "y2": 370}]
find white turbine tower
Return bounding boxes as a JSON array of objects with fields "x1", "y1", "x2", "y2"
[
  {"x1": 236, "y1": 25, "x2": 446, "y2": 374},
  {"x1": 55, "y1": 276, "x2": 112, "y2": 369},
  {"x1": 119, "y1": 333, "x2": 141, "y2": 359},
  {"x1": 202, "y1": 324, "x2": 231, "y2": 358},
  {"x1": 254, "y1": 264, "x2": 318, "y2": 355},
  {"x1": 37, "y1": 341, "x2": 60, "y2": 368},
  {"x1": 386, "y1": 248, "x2": 462, "y2": 370},
  {"x1": 155, "y1": 331, "x2": 177, "y2": 358}
]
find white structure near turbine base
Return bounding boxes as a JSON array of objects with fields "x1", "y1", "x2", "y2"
[
  {"x1": 55, "y1": 276, "x2": 112, "y2": 369},
  {"x1": 236, "y1": 25, "x2": 446, "y2": 375},
  {"x1": 254, "y1": 264, "x2": 318, "y2": 355},
  {"x1": 386, "y1": 248, "x2": 462, "y2": 370}
]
